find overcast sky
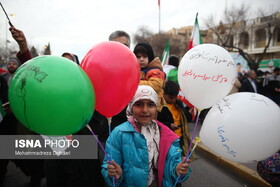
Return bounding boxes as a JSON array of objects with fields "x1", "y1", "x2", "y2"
[{"x1": 1, "y1": 0, "x2": 279, "y2": 60}]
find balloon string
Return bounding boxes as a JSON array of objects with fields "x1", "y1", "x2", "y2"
[
  {"x1": 87, "y1": 123, "x2": 116, "y2": 186},
  {"x1": 86, "y1": 124, "x2": 109, "y2": 161},
  {"x1": 173, "y1": 109, "x2": 201, "y2": 187},
  {"x1": 107, "y1": 117, "x2": 113, "y2": 161},
  {"x1": 187, "y1": 140, "x2": 200, "y2": 160},
  {"x1": 185, "y1": 109, "x2": 201, "y2": 161},
  {"x1": 107, "y1": 117, "x2": 117, "y2": 187}
]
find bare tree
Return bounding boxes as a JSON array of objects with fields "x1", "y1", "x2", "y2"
[
  {"x1": 133, "y1": 26, "x2": 154, "y2": 44},
  {"x1": 148, "y1": 33, "x2": 171, "y2": 57},
  {"x1": 205, "y1": 4, "x2": 279, "y2": 70},
  {"x1": 0, "y1": 42, "x2": 18, "y2": 65},
  {"x1": 133, "y1": 26, "x2": 187, "y2": 58}
]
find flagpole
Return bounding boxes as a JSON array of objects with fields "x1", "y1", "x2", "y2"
[{"x1": 158, "y1": 0, "x2": 160, "y2": 34}]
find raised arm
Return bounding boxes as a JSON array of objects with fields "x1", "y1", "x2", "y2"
[{"x1": 9, "y1": 26, "x2": 32, "y2": 63}]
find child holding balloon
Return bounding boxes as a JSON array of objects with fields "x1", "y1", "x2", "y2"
[
  {"x1": 133, "y1": 43, "x2": 166, "y2": 112},
  {"x1": 102, "y1": 85, "x2": 191, "y2": 187}
]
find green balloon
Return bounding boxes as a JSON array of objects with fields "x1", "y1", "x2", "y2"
[{"x1": 8, "y1": 56, "x2": 95, "y2": 135}]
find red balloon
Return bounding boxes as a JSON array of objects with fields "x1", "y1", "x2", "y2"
[{"x1": 81, "y1": 41, "x2": 140, "y2": 117}]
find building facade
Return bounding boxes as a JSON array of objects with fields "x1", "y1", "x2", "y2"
[{"x1": 164, "y1": 12, "x2": 280, "y2": 71}]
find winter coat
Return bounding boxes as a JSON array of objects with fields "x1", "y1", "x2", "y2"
[
  {"x1": 101, "y1": 120, "x2": 191, "y2": 187},
  {"x1": 140, "y1": 57, "x2": 165, "y2": 112}
]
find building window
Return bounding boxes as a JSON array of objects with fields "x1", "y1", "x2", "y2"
[
  {"x1": 227, "y1": 35, "x2": 234, "y2": 46},
  {"x1": 255, "y1": 29, "x2": 266, "y2": 48},
  {"x1": 273, "y1": 26, "x2": 280, "y2": 46},
  {"x1": 239, "y1": 32, "x2": 249, "y2": 49}
]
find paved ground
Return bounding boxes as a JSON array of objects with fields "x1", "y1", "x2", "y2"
[{"x1": 182, "y1": 152, "x2": 245, "y2": 187}]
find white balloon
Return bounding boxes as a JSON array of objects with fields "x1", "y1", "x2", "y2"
[
  {"x1": 178, "y1": 44, "x2": 236, "y2": 110},
  {"x1": 199, "y1": 93, "x2": 280, "y2": 163}
]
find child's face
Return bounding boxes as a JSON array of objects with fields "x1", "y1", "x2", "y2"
[
  {"x1": 132, "y1": 99, "x2": 157, "y2": 125},
  {"x1": 136, "y1": 53, "x2": 149, "y2": 68},
  {"x1": 164, "y1": 94, "x2": 177, "y2": 104}
]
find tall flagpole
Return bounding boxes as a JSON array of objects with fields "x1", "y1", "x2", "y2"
[{"x1": 158, "y1": 0, "x2": 160, "y2": 34}]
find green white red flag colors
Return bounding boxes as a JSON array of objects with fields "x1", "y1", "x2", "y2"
[
  {"x1": 161, "y1": 40, "x2": 170, "y2": 66},
  {"x1": 187, "y1": 13, "x2": 203, "y2": 50}
]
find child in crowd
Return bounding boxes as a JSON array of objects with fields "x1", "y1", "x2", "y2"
[
  {"x1": 102, "y1": 85, "x2": 191, "y2": 186},
  {"x1": 163, "y1": 54, "x2": 180, "y2": 84},
  {"x1": 257, "y1": 149, "x2": 280, "y2": 186},
  {"x1": 133, "y1": 43, "x2": 165, "y2": 111},
  {"x1": 158, "y1": 81, "x2": 192, "y2": 156}
]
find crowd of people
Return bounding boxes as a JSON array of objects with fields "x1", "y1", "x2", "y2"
[
  {"x1": 236, "y1": 67, "x2": 280, "y2": 105},
  {"x1": 0, "y1": 27, "x2": 194, "y2": 187},
  {"x1": 0, "y1": 25, "x2": 279, "y2": 186}
]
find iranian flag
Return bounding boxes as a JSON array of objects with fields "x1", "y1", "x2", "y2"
[
  {"x1": 161, "y1": 40, "x2": 170, "y2": 66},
  {"x1": 187, "y1": 13, "x2": 203, "y2": 50}
]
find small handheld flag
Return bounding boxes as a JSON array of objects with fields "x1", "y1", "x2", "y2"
[
  {"x1": 161, "y1": 40, "x2": 170, "y2": 66},
  {"x1": 187, "y1": 13, "x2": 202, "y2": 50}
]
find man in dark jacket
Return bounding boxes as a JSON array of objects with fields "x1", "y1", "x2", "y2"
[{"x1": 240, "y1": 70, "x2": 260, "y2": 93}]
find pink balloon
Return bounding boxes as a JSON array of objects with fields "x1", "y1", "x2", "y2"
[{"x1": 81, "y1": 41, "x2": 140, "y2": 117}]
